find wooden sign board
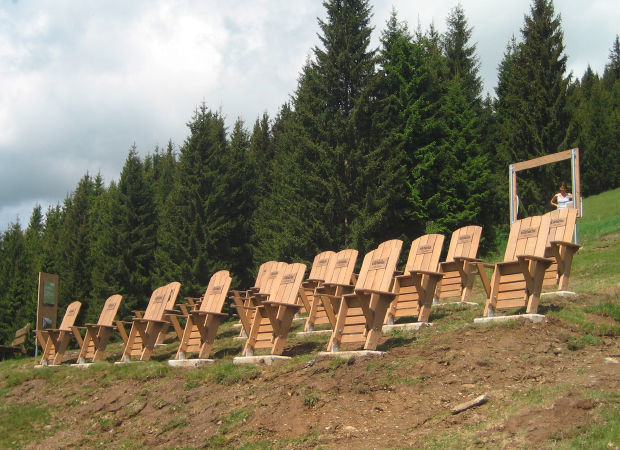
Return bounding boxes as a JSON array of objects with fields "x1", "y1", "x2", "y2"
[{"x1": 37, "y1": 273, "x2": 59, "y2": 331}]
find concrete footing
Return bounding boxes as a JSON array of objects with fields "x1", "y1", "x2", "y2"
[
  {"x1": 231, "y1": 323, "x2": 242, "y2": 329},
  {"x1": 382, "y1": 322, "x2": 433, "y2": 333},
  {"x1": 541, "y1": 291, "x2": 577, "y2": 298},
  {"x1": 315, "y1": 350, "x2": 385, "y2": 361},
  {"x1": 474, "y1": 314, "x2": 546, "y2": 324},
  {"x1": 168, "y1": 359, "x2": 215, "y2": 368},
  {"x1": 233, "y1": 355, "x2": 291, "y2": 365},
  {"x1": 233, "y1": 336, "x2": 247, "y2": 341},
  {"x1": 432, "y1": 301, "x2": 478, "y2": 307},
  {"x1": 33, "y1": 364, "x2": 62, "y2": 369},
  {"x1": 70, "y1": 363, "x2": 93, "y2": 368},
  {"x1": 295, "y1": 330, "x2": 332, "y2": 337}
]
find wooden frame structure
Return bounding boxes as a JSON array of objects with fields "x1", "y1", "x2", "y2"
[
  {"x1": 509, "y1": 148, "x2": 581, "y2": 230},
  {"x1": 76, "y1": 295, "x2": 123, "y2": 364}
]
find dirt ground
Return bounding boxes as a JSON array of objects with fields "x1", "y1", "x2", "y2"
[{"x1": 3, "y1": 294, "x2": 620, "y2": 450}]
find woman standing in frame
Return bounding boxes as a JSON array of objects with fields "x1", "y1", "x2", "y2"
[{"x1": 550, "y1": 182, "x2": 573, "y2": 209}]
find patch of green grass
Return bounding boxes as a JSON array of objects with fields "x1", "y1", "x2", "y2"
[
  {"x1": 511, "y1": 383, "x2": 572, "y2": 405},
  {"x1": 568, "y1": 334, "x2": 603, "y2": 349},
  {"x1": 0, "y1": 403, "x2": 57, "y2": 449},
  {"x1": 219, "y1": 407, "x2": 253, "y2": 435},
  {"x1": 160, "y1": 414, "x2": 188, "y2": 433},
  {"x1": 585, "y1": 301, "x2": 620, "y2": 322},
  {"x1": 206, "y1": 361, "x2": 260, "y2": 385},
  {"x1": 302, "y1": 390, "x2": 322, "y2": 407},
  {"x1": 111, "y1": 361, "x2": 171, "y2": 381},
  {"x1": 561, "y1": 401, "x2": 620, "y2": 449},
  {"x1": 552, "y1": 303, "x2": 620, "y2": 337}
]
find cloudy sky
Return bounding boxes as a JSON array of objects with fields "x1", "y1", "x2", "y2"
[{"x1": 1, "y1": 0, "x2": 618, "y2": 231}]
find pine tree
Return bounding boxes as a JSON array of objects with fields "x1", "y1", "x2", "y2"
[
  {"x1": 442, "y1": 4, "x2": 483, "y2": 107},
  {"x1": 114, "y1": 146, "x2": 158, "y2": 315},
  {"x1": 155, "y1": 104, "x2": 240, "y2": 296},
  {"x1": 494, "y1": 0, "x2": 570, "y2": 217},
  {"x1": 0, "y1": 221, "x2": 29, "y2": 342}
]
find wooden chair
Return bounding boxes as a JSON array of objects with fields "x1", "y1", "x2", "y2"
[
  {"x1": 305, "y1": 249, "x2": 358, "y2": 332},
  {"x1": 0, "y1": 324, "x2": 30, "y2": 361},
  {"x1": 327, "y1": 240, "x2": 403, "y2": 352},
  {"x1": 35, "y1": 301, "x2": 82, "y2": 366},
  {"x1": 231, "y1": 261, "x2": 287, "y2": 338},
  {"x1": 75, "y1": 295, "x2": 123, "y2": 364},
  {"x1": 387, "y1": 234, "x2": 445, "y2": 325},
  {"x1": 120, "y1": 282, "x2": 181, "y2": 362},
  {"x1": 296, "y1": 251, "x2": 336, "y2": 317},
  {"x1": 482, "y1": 215, "x2": 553, "y2": 317},
  {"x1": 242, "y1": 263, "x2": 307, "y2": 357},
  {"x1": 174, "y1": 270, "x2": 232, "y2": 360},
  {"x1": 542, "y1": 208, "x2": 581, "y2": 291},
  {"x1": 434, "y1": 226, "x2": 491, "y2": 304}
]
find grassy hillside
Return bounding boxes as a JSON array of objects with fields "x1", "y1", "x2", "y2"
[{"x1": 1, "y1": 189, "x2": 620, "y2": 449}]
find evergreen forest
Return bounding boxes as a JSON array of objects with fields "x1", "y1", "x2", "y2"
[{"x1": 1, "y1": 0, "x2": 619, "y2": 343}]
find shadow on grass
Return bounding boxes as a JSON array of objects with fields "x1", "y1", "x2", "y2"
[
  {"x1": 377, "y1": 334, "x2": 418, "y2": 351},
  {"x1": 283, "y1": 340, "x2": 327, "y2": 357},
  {"x1": 213, "y1": 344, "x2": 245, "y2": 359}
]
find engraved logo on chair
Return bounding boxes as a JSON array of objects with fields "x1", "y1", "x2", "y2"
[
  {"x1": 518, "y1": 227, "x2": 539, "y2": 239},
  {"x1": 369, "y1": 258, "x2": 387, "y2": 270},
  {"x1": 335, "y1": 258, "x2": 350, "y2": 268},
  {"x1": 317, "y1": 259, "x2": 330, "y2": 267},
  {"x1": 458, "y1": 234, "x2": 473, "y2": 243},
  {"x1": 281, "y1": 273, "x2": 296, "y2": 284},
  {"x1": 549, "y1": 218, "x2": 567, "y2": 228},
  {"x1": 267, "y1": 271, "x2": 279, "y2": 279},
  {"x1": 212, "y1": 285, "x2": 224, "y2": 294},
  {"x1": 417, "y1": 244, "x2": 434, "y2": 255},
  {"x1": 153, "y1": 295, "x2": 164, "y2": 303},
  {"x1": 106, "y1": 303, "x2": 116, "y2": 310}
]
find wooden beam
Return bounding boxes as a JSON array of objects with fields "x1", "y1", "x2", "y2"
[{"x1": 512, "y1": 149, "x2": 573, "y2": 172}]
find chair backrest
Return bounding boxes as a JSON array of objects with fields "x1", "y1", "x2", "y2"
[
  {"x1": 269, "y1": 263, "x2": 307, "y2": 305},
  {"x1": 254, "y1": 261, "x2": 277, "y2": 289},
  {"x1": 544, "y1": 208, "x2": 578, "y2": 246},
  {"x1": 97, "y1": 295, "x2": 123, "y2": 326},
  {"x1": 324, "y1": 249, "x2": 358, "y2": 285},
  {"x1": 355, "y1": 240, "x2": 403, "y2": 292},
  {"x1": 504, "y1": 215, "x2": 552, "y2": 261},
  {"x1": 144, "y1": 282, "x2": 181, "y2": 321},
  {"x1": 59, "y1": 301, "x2": 82, "y2": 331},
  {"x1": 404, "y1": 234, "x2": 445, "y2": 272},
  {"x1": 308, "y1": 251, "x2": 336, "y2": 282},
  {"x1": 200, "y1": 270, "x2": 233, "y2": 313},
  {"x1": 446, "y1": 226, "x2": 482, "y2": 262},
  {"x1": 12, "y1": 323, "x2": 30, "y2": 347},
  {"x1": 259, "y1": 262, "x2": 288, "y2": 295}
]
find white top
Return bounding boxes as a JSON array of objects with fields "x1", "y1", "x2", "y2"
[{"x1": 556, "y1": 193, "x2": 572, "y2": 209}]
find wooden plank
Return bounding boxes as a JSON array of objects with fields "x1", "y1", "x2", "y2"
[{"x1": 512, "y1": 149, "x2": 573, "y2": 172}]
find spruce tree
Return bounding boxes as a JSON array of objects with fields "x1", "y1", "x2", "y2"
[{"x1": 494, "y1": 0, "x2": 570, "y2": 217}]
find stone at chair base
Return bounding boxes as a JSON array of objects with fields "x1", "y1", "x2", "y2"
[
  {"x1": 231, "y1": 323, "x2": 242, "y2": 329},
  {"x1": 296, "y1": 330, "x2": 332, "y2": 337},
  {"x1": 233, "y1": 355, "x2": 291, "y2": 365},
  {"x1": 315, "y1": 350, "x2": 385, "y2": 361},
  {"x1": 168, "y1": 359, "x2": 215, "y2": 368},
  {"x1": 233, "y1": 336, "x2": 247, "y2": 341},
  {"x1": 541, "y1": 291, "x2": 577, "y2": 298},
  {"x1": 34, "y1": 364, "x2": 61, "y2": 369},
  {"x1": 433, "y1": 301, "x2": 478, "y2": 307},
  {"x1": 382, "y1": 322, "x2": 433, "y2": 333},
  {"x1": 474, "y1": 314, "x2": 545, "y2": 324},
  {"x1": 70, "y1": 363, "x2": 93, "y2": 368}
]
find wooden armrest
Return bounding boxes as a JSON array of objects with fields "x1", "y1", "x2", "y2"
[
  {"x1": 132, "y1": 318, "x2": 167, "y2": 324},
  {"x1": 262, "y1": 301, "x2": 303, "y2": 309},
  {"x1": 85, "y1": 323, "x2": 117, "y2": 329},
  {"x1": 164, "y1": 308, "x2": 182, "y2": 315},
  {"x1": 189, "y1": 310, "x2": 228, "y2": 317},
  {"x1": 453, "y1": 256, "x2": 483, "y2": 262},
  {"x1": 355, "y1": 289, "x2": 397, "y2": 297},
  {"x1": 410, "y1": 270, "x2": 444, "y2": 278},
  {"x1": 516, "y1": 255, "x2": 554, "y2": 263},
  {"x1": 393, "y1": 270, "x2": 404, "y2": 276},
  {"x1": 549, "y1": 240, "x2": 582, "y2": 250}
]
